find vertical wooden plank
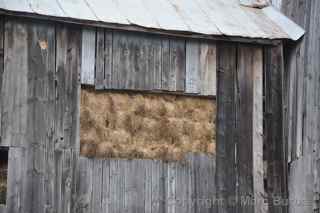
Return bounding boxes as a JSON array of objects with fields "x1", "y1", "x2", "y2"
[
  {"x1": 187, "y1": 154, "x2": 196, "y2": 213},
  {"x1": 91, "y1": 159, "x2": 103, "y2": 213},
  {"x1": 55, "y1": 23, "x2": 81, "y2": 150},
  {"x1": 25, "y1": 21, "x2": 56, "y2": 213},
  {"x1": 6, "y1": 147, "x2": 25, "y2": 213},
  {"x1": 169, "y1": 38, "x2": 186, "y2": 92},
  {"x1": 265, "y1": 45, "x2": 288, "y2": 213},
  {"x1": 150, "y1": 38, "x2": 162, "y2": 90},
  {"x1": 95, "y1": 28, "x2": 105, "y2": 90},
  {"x1": 81, "y1": 28, "x2": 96, "y2": 86},
  {"x1": 165, "y1": 163, "x2": 176, "y2": 213},
  {"x1": 216, "y1": 42, "x2": 237, "y2": 213},
  {"x1": 109, "y1": 160, "x2": 125, "y2": 213},
  {"x1": 186, "y1": 40, "x2": 200, "y2": 94},
  {"x1": 0, "y1": 17, "x2": 4, "y2": 143},
  {"x1": 74, "y1": 157, "x2": 93, "y2": 213},
  {"x1": 252, "y1": 47, "x2": 266, "y2": 213},
  {"x1": 237, "y1": 45, "x2": 255, "y2": 213},
  {"x1": 151, "y1": 160, "x2": 165, "y2": 213},
  {"x1": 200, "y1": 42, "x2": 217, "y2": 96},
  {"x1": 161, "y1": 38, "x2": 170, "y2": 91},
  {"x1": 96, "y1": 29, "x2": 113, "y2": 90},
  {"x1": 125, "y1": 160, "x2": 145, "y2": 213},
  {"x1": 175, "y1": 160, "x2": 189, "y2": 213},
  {"x1": 112, "y1": 32, "x2": 131, "y2": 89},
  {"x1": 101, "y1": 160, "x2": 110, "y2": 213},
  {"x1": 2, "y1": 19, "x2": 28, "y2": 147},
  {"x1": 144, "y1": 161, "x2": 152, "y2": 213},
  {"x1": 104, "y1": 30, "x2": 113, "y2": 89},
  {"x1": 55, "y1": 23, "x2": 81, "y2": 213}
]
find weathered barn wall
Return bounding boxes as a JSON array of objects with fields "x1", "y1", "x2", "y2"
[
  {"x1": 0, "y1": 18, "x2": 81, "y2": 213},
  {"x1": 80, "y1": 88, "x2": 216, "y2": 160},
  {"x1": 280, "y1": 0, "x2": 320, "y2": 212},
  {"x1": 0, "y1": 15, "x2": 268, "y2": 213}
]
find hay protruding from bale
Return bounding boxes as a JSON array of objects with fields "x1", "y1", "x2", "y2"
[{"x1": 80, "y1": 88, "x2": 216, "y2": 161}]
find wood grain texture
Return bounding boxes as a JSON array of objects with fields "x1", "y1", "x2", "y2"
[
  {"x1": 81, "y1": 28, "x2": 96, "y2": 85},
  {"x1": 169, "y1": 38, "x2": 186, "y2": 92},
  {"x1": 281, "y1": 0, "x2": 320, "y2": 212},
  {"x1": 264, "y1": 45, "x2": 287, "y2": 213},
  {"x1": 216, "y1": 42, "x2": 237, "y2": 213},
  {"x1": 2, "y1": 19, "x2": 29, "y2": 147}
]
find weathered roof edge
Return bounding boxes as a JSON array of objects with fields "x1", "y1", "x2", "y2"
[
  {"x1": 0, "y1": 8, "x2": 283, "y2": 46},
  {"x1": 0, "y1": 1, "x2": 305, "y2": 44},
  {"x1": 262, "y1": 7, "x2": 305, "y2": 41}
]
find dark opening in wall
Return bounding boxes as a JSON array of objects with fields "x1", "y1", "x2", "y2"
[{"x1": 0, "y1": 148, "x2": 8, "y2": 205}]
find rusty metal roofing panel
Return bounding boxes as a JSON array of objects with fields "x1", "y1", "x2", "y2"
[{"x1": 0, "y1": 0, "x2": 304, "y2": 41}]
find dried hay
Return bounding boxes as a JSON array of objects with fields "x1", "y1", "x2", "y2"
[{"x1": 80, "y1": 88, "x2": 216, "y2": 161}]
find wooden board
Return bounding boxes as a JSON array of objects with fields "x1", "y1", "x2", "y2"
[
  {"x1": 81, "y1": 28, "x2": 95, "y2": 85},
  {"x1": 216, "y1": 42, "x2": 238, "y2": 213}
]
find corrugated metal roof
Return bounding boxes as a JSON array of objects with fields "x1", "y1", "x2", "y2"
[{"x1": 0, "y1": 0, "x2": 304, "y2": 41}]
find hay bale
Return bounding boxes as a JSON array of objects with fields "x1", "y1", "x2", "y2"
[{"x1": 80, "y1": 88, "x2": 216, "y2": 161}]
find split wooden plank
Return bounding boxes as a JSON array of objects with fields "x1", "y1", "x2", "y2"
[
  {"x1": 55, "y1": 23, "x2": 82, "y2": 150},
  {"x1": 74, "y1": 157, "x2": 93, "y2": 213},
  {"x1": 186, "y1": 40, "x2": 217, "y2": 96},
  {"x1": 169, "y1": 38, "x2": 186, "y2": 92},
  {"x1": 55, "y1": 23, "x2": 81, "y2": 213},
  {"x1": 2, "y1": 19, "x2": 29, "y2": 147},
  {"x1": 199, "y1": 42, "x2": 216, "y2": 96},
  {"x1": 81, "y1": 27, "x2": 96, "y2": 86},
  {"x1": 95, "y1": 28, "x2": 105, "y2": 90},
  {"x1": 216, "y1": 42, "x2": 238, "y2": 213},
  {"x1": 186, "y1": 40, "x2": 200, "y2": 94}
]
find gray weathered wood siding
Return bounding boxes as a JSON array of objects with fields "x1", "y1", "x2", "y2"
[
  {"x1": 74, "y1": 154, "x2": 216, "y2": 213},
  {"x1": 0, "y1": 18, "x2": 81, "y2": 213},
  {"x1": 280, "y1": 1, "x2": 320, "y2": 213},
  {"x1": 264, "y1": 44, "x2": 288, "y2": 213},
  {"x1": 216, "y1": 43, "x2": 265, "y2": 213},
  {"x1": 82, "y1": 28, "x2": 217, "y2": 96},
  {"x1": 0, "y1": 17, "x2": 269, "y2": 213}
]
